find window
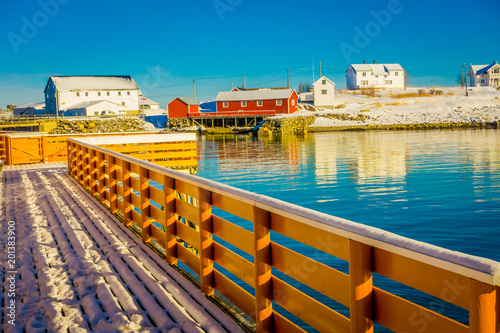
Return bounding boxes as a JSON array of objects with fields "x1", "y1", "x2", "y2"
[
  {"x1": 241, "y1": 101, "x2": 247, "y2": 107},
  {"x1": 257, "y1": 101, "x2": 263, "y2": 107},
  {"x1": 494, "y1": 69, "x2": 500, "y2": 74},
  {"x1": 107, "y1": 92, "x2": 110, "y2": 96},
  {"x1": 291, "y1": 99, "x2": 296, "y2": 106},
  {"x1": 223, "y1": 102, "x2": 229, "y2": 108},
  {"x1": 395, "y1": 72, "x2": 399, "y2": 76},
  {"x1": 94, "y1": 112, "x2": 99, "y2": 115},
  {"x1": 322, "y1": 79, "x2": 326, "y2": 85},
  {"x1": 76, "y1": 92, "x2": 80, "y2": 97},
  {"x1": 481, "y1": 79, "x2": 485, "y2": 83},
  {"x1": 321, "y1": 90, "x2": 327, "y2": 95},
  {"x1": 85, "y1": 92, "x2": 88, "y2": 97},
  {"x1": 118, "y1": 91, "x2": 121, "y2": 96},
  {"x1": 361, "y1": 80, "x2": 369, "y2": 86},
  {"x1": 122, "y1": 102, "x2": 125, "y2": 106},
  {"x1": 127, "y1": 91, "x2": 130, "y2": 95},
  {"x1": 375, "y1": 75, "x2": 379, "y2": 78},
  {"x1": 362, "y1": 72, "x2": 366, "y2": 77},
  {"x1": 98, "y1": 92, "x2": 101, "y2": 96},
  {"x1": 385, "y1": 80, "x2": 392, "y2": 85},
  {"x1": 276, "y1": 100, "x2": 282, "y2": 106}
]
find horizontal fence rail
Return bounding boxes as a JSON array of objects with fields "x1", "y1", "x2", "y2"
[
  {"x1": 0, "y1": 131, "x2": 192, "y2": 167},
  {"x1": 67, "y1": 138, "x2": 500, "y2": 333}
]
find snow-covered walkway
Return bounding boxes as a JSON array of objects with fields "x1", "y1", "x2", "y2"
[{"x1": 0, "y1": 162, "x2": 244, "y2": 333}]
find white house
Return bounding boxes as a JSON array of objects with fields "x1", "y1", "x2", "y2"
[
  {"x1": 62, "y1": 100, "x2": 127, "y2": 117},
  {"x1": 13, "y1": 102, "x2": 46, "y2": 116},
  {"x1": 346, "y1": 61, "x2": 405, "y2": 90},
  {"x1": 43, "y1": 75, "x2": 141, "y2": 116},
  {"x1": 469, "y1": 62, "x2": 500, "y2": 88},
  {"x1": 313, "y1": 76, "x2": 335, "y2": 107}
]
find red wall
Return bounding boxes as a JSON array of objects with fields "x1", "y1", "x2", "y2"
[
  {"x1": 216, "y1": 92, "x2": 298, "y2": 114},
  {"x1": 168, "y1": 99, "x2": 198, "y2": 118}
]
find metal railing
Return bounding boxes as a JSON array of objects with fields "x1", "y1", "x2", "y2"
[{"x1": 67, "y1": 138, "x2": 500, "y2": 333}]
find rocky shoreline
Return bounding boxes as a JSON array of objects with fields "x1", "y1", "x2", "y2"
[{"x1": 49, "y1": 117, "x2": 155, "y2": 134}]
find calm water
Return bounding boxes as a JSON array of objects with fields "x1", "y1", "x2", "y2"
[{"x1": 195, "y1": 129, "x2": 500, "y2": 330}]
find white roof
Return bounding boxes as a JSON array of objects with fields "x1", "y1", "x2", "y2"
[
  {"x1": 13, "y1": 102, "x2": 45, "y2": 110},
  {"x1": 314, "y1": 76, "x2": 335, "y2": 85},
  {"x1": 299, "y1": 92, "x2": 314, "y2": 102},
  {"x1": 142, "y1": 97, "x2": 159, "y2": 106},
  {"x1": 66, "y1": 100, "x2": 126, "y2": 110},
  {"x1": 215, "y1": 88, "x2": 295, "y2": 102},
  {"x1": 46, "y1": 75, "x2": 139, "y2": 92},
  {"x1": 349, "y1": 63, "x2": 404, "y2": 74}
]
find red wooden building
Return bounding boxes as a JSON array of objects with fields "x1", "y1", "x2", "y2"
[
  {"x1": 214, "y1": 88, "x2": 298, "y2": 116},
  {"x1": 167, "y1": 97, "x2": 199, "y2": 118}
]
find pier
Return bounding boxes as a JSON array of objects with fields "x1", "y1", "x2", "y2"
[{"x1": 1, "y1": 132, "x2": 499, "y2": 332}]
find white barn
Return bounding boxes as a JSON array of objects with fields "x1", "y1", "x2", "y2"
[
  {"x1": 313, "y1": 76, "x2": 335, "y2": 107},
  {"x1": 346, "y1": 61, "x2": 405, "y2": 90},
  {"x1": 468, "y1": 62, "x2": 500, "y2": 88},
  {"x1": 44, "y1": 75, "x2": 141, "y2": 116}
]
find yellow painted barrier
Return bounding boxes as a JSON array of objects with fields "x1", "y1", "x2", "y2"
[{"x1": 67, "y1": 137, "x2": 500, "y2": 333}]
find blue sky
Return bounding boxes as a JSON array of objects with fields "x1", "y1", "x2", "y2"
[{"x1": 1, "y1": 0, "x2": 499, "y2": 108}]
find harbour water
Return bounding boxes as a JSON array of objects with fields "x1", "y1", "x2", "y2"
[{"x1": 195, "y1": 129, "x2": 500, "y2": 330}]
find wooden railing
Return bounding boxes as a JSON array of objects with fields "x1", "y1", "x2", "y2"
[
  {"x1": 67, "y1": 138, "x2": 500, "y2": 333},
  {"x1": 0, "y1": 132, "x2": 191, "y2": 166}
]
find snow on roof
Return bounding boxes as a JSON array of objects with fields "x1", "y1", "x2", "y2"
[
  {"x1": 215, "y1": 88, "x2": 295, "y2": 102},
  {"x1": 471, "y1": 63, "x2": 498, "y2": 75},
  {"x1": 46, "y1": 75, "x2": 139, "y2": 92},
  {"x1": 66, "y1": 100, "x2": 126, "y2": 110},
  {"x1": 142, "y1": 97, "x2": 159, "y2": 106},
  {"x1": 314, "y1": 76, "x2": 335, "y2": 85},
  {"x1": 13, "y1": 102, "x2": 45, "y2": 110},
  {"x1": 173, "y1": 97, "x2": 197, "y2": 105},
  {"x1": 349, "y1": 63, "x2": 404, "y2": 74}
]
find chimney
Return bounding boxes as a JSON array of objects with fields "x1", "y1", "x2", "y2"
[
  {"x1": 363, "y1": 60, "x2": 366, "y2": 64},
  {"x1": 373, "y1": 60, "x2": 377, "y2": 64}
]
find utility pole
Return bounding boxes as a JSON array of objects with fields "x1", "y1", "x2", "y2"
[
  {"x1": 192, "y1": 78, "x2": 196, "y2": 102},
  {"x1": 465, "y1": 64, "x2": 468, "y2": 97},
  {"x1": 287, "y1": 68, "x2": 290, "y2": 88},
  {"x1": 462, "y1": 64, "x2": 465, "y2": 88}
]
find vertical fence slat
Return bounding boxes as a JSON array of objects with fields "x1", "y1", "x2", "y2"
[
  {"x1": 253, "y1": 206, "x2": 273, "y2": 332},
  {"x1": 164, "y1": 175, "x2": 177, "y2": 265},
  {"x1": 98, "y1": 152, "x2": 106, "y2": 204},
  {"x1": 140, "y1": 166, "x2": 151, "y2": 243},
  {"x1": 83, "y1": 146, "x2": 90, "y2": 190},
  {"x1": 198, "y1": 187, "x2": 214, "y2": 296},
  {"x1": 109, "y1": 155, "x2": 117, "y2": 214},
  {"x1": 350, "y1": 240, "x2": 374, "y2": 333},
  {"x1": 90, "y1": 149, "x2": 97, "y2": 196},
  {"x1": 5, "y1": 136, "x2": 12, "y2": 165},
  {"x1": 77, "y1": 144, "x2": 83, "y2": 185},
  {"x1": 470, "y1": 279, "x2": 497, "y2": 333},
  {"x1": 122, "y1": 160, "x2": 132, "y2": 226}
]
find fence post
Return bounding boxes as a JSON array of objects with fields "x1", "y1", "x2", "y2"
[
  {"x1": 77, "y1": 144, "x2": 83, "y2": 185},
  {"x1": 163, "y1": 175, "x2": 177, "y2": 265},
  {"x1": 5, "y1": 136, "x2": 12, "y2": 165},
  {"x1": 108, "y1": 155, "x2": 117, "y2": 214},
  {"x1": 349, "y1": 240, "x2": 373, "y2": 333},
  {"x1": 41, "y1": 136, "x2": 47, "y2": 163},
  {"x1": 253, "y1": 206, "x2": 272, "y2": 332},
  {"x1": 469, "y1": 279, "x2": 497, "y2": 333},
  {"x1": 98, "y1": 152, "x2": 106, "y2": 205},
  {"x1": 121, "y1": 160, "x2": 132, "y2": 227},
  {"x1": 83, "y1": 146, "x2": 90, "y2": 190},
  {"x1": 198, "y1": 187, "x2": 214, "y2": 296},
  {"x1": 140, "y1": 166, "x2": 151, "y2": 243},
  {"x1": 90, "y1": 149, "x2": 98, "y2": 196}
]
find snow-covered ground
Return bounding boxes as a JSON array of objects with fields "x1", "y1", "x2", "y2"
[
  {"x1": 292, "y1": 87, "x2": 500, "y2": 127},
  {"x1": 0, "y1": 163, "x2": 244, "y2": 333}
]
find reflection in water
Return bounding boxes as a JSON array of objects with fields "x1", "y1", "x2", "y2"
[{"x1": 197, "y1": 129, "x2": 500, "y2": 261}]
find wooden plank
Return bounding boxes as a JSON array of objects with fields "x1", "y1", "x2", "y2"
[
  {"x1": 154, "y1": 160, "x2": 198, "y2": 168},
  {"x1": 176, "y1": 243, "x2": 200, "y2": 274},
  {"x1": 131, "y1": 176, "x2": 140, "y2": 192},
  {"x1": 469, "y1": 279, "x2": 497, "y2": 333},
  {"x1": 212, "y1": 192, "x2": 255, "y2": 222},
  {"x1": 151, "y1": 224, "x2": 166, "y2": 248},
  {"x1": 127, "y1": 151, "x2": 197, "y2": 160},
  {"x1": 213, "y1": 270, "x2": 256, "y2": 320},
  {"x1": 130, "y1": 163, "x2": 140, "y2": 174},
  {"x1": 175, "y1": 179, "x2": 199, "y2": 199},
  {"x1": 212, "y1": 215, "x2": 255, "y2": 256},
  {"x1": 98, "y1": 152, "x2": 106, "y2": 205},
  {"x1": 176, "y1": 221, "x2": 200, "y2": 250},
  {"x1": 271, "y1": 242, "x2": 350, "y2": 307},
  {"x1": 198, "y1": 187, "x2": 214, "y2": 296},
  {"x1": 148, "y1": 170, "x2": 164, "y2": 184},
  {"x1": 164, "y1": 176, "x2": 177, "y2": 265},
  {"x1": 106, "y1": 142, "x2": 197, "y2": 153},
  {"x1": 213, "y1": 242, "x2": 255, "y2": 287},
  {"x1": 131, "y1": 193, "x2": 141, "y2": 209},
  {"x1": 140, "y1": 167, "x2": 151, "y2": 243},
  {"x1": 150, "y1": 205, "x2": 165, "y2": 227},
  {"x1": 273, "y1": 312, "x2": 307, "y2": 333},
  {"x1": 271, "y1": 213, "x2": 350, "y2": 261},
  {"x1": 272, "y1": 276, "x2": 350, "y2": 333},
  {"x1": 108, "y1": 156, "x2": 118, "y2": 214},
  {"x1": 373, "y1": 247, "x2": 471, "y2": 310},
  {"x1": 121, "y1": 161, "x2": 132, "y2": 226},
  {"x1": 132, "y1": 210, "x2": 141, "y2": 226},
  {"x1": 175, "y1": 198, "x2": 200, "y2": 225},
  {"x1": 350, "y1": 240, "x2": 373, "y2": 333},
  {"x1": 373, "y1": 287, "x2": 468, "y2": 333},
  {"x1": 149, "y1": 186, "x2": 164, "y2": 206}
]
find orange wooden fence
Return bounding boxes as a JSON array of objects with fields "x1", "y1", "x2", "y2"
[
  {"x1": 0, "y1": 132, "x2": 195, "y2": 167},
  {"x1": 67, "y1": 137, "x2": 500, "y2": 333}
]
